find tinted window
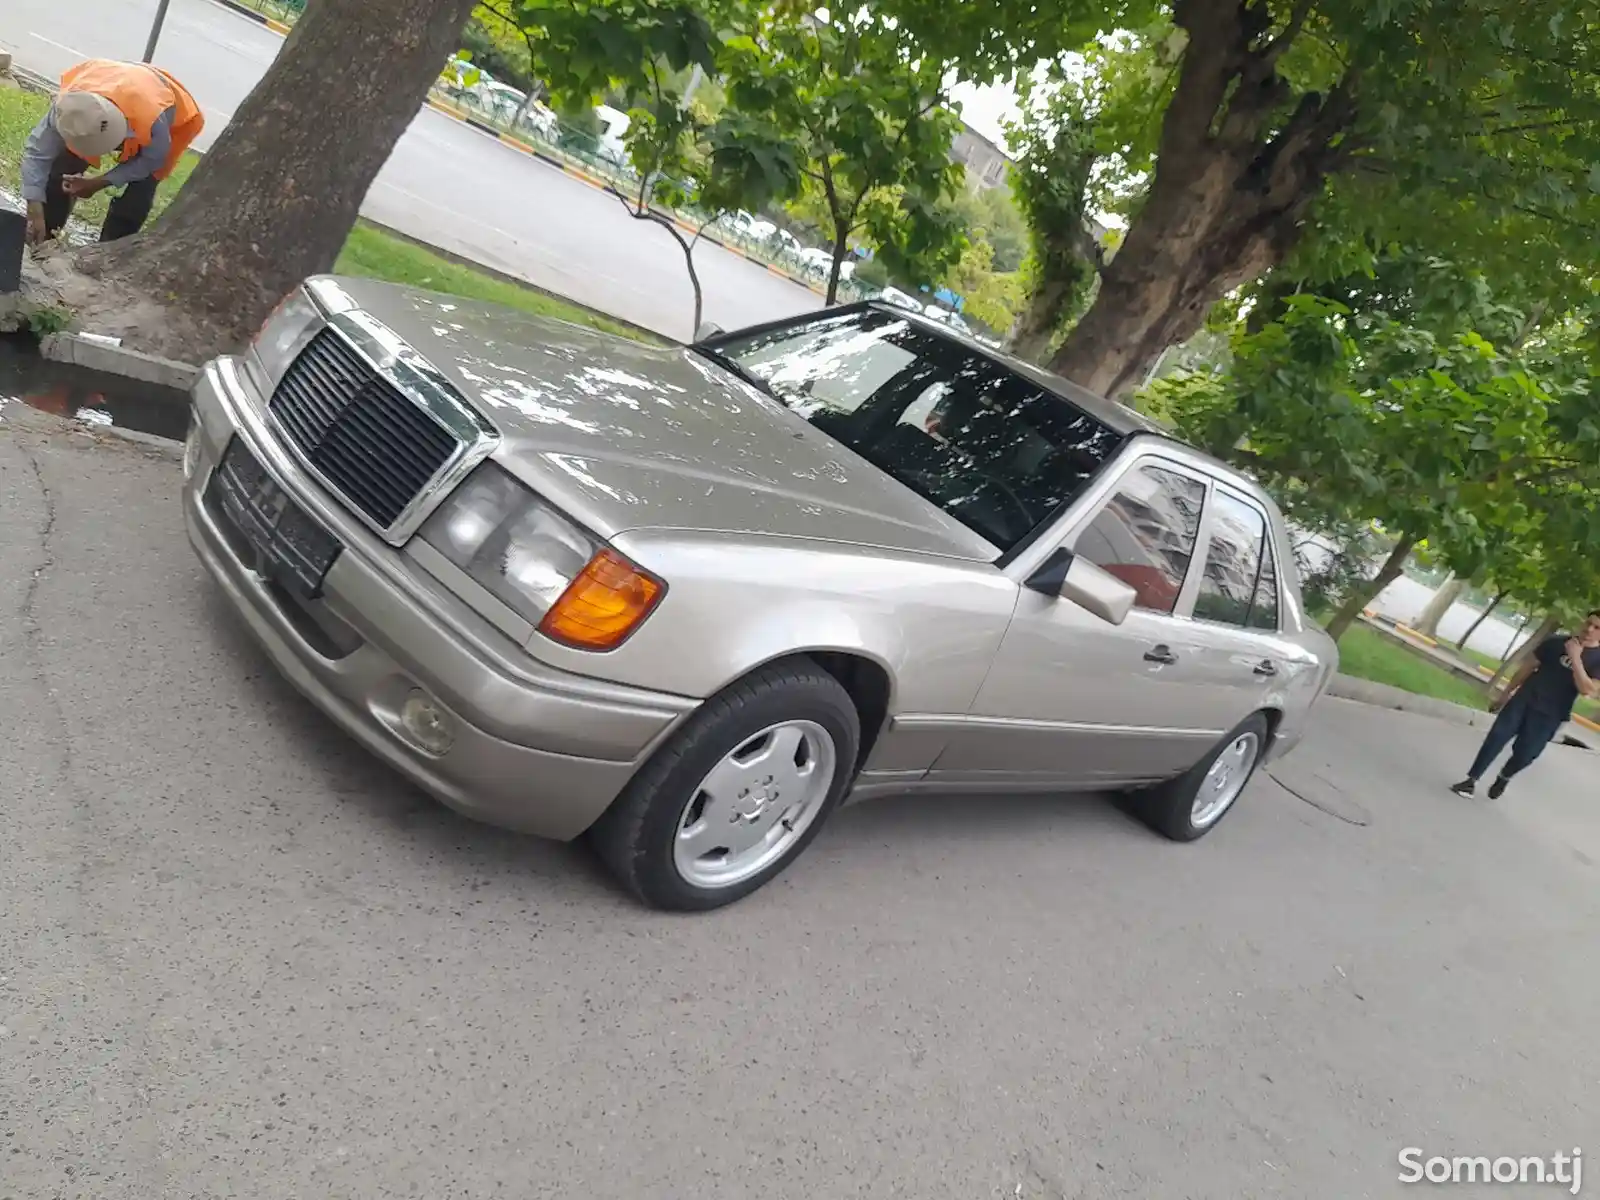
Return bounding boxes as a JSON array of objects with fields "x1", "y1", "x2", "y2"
[
  {"x1": 710, "y1": 311, "x2": 1124, "y2": 551},
  {"x1": 1193, "y1": 492, "x2": 1266, "y2": 627},
  {"x1": 1072, "y1": 464, "x2": 1206, "y2": 614},
  {"x1": 1250, "y1": 543, "x2": 1280, "y2": 630}
]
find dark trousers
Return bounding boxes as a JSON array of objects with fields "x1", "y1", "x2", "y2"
[
  {"x1": 42, "y1": 150, "x2": 158, "y2": 243},
  {"x1": 1467, "y1": 690, "x2": 1565, "y2": 780}
]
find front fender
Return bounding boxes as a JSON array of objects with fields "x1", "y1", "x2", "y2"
[{"x1": 537, "y1": 532, "x2": 1018, "y2": 723}]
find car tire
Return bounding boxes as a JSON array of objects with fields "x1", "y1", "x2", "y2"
[
  {"x1": 1128, "y1": 712, "x2": 1270, "y2": 843},
  {"x1": 588, "y1": 659, "x2": 861, "y2": 911}
]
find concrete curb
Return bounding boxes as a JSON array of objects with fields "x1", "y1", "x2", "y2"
[
  {"x1": 210, "y1": 0, "x2": 294, "y2": 34},
  {"x1": 1327, "y1": 674, "x2": 1494, "y2": 729},
  {"x1": 1326, "y1": 673, "x2": 1593, "y2": 750},
  {"x1": 39, "y1": 332, "x2": 200, "y2": 391}
]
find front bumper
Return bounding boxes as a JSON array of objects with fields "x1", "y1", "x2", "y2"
[{"x1": 183, "y1": 355, "x2": 698, "y2": 840}]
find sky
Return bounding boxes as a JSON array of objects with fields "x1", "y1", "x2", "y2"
[{"x1": 949, "y1": 80, "x2": 1023, "y2": 155}]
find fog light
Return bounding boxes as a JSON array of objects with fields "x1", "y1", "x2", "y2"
[
  {"x1": 400, "y1": 689, "x2": 456, "y2": 755},
  {"x1": 182, "y1": 418, "x2": 202, "y2": 480}
]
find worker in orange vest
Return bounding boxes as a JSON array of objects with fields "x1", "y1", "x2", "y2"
[{"x1": 20, "y1": 59, "x2": 204, "y2": 246}]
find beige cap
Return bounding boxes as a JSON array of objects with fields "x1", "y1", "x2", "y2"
[{"x1": 55, "y1": 91, "x2": 128, "y2": 159}]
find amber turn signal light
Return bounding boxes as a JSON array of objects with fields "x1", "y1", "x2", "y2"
[{"x1": 538, "y1": 550, "x2": 663, "y2": 650}]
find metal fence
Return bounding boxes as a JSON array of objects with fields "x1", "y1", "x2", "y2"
[{"x1": 227, "y1": 0, "x2": 306, "y2": 21}]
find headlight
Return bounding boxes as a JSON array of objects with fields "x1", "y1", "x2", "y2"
[
  {"x1": 420, "y1": 463, "x2": 664, "y2": 648},
  {"x1": 243, "y1": 286, "x2": 323, "y2": 395}
]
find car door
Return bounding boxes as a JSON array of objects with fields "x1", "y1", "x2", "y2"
[
  {"x1": 1181, "y1": 483, "x2": 1288, "y2": 733},
  {"x1": 930, "y1": 454, "x2": 1230, "y2": 789}
]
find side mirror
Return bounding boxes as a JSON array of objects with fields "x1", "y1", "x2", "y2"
[
  {"x1": 1024, "y1": 548, "x2": 1137, "y2": 626},
  {"x1": 694, "y1": 321, "x2": 724, "y2": 342}
]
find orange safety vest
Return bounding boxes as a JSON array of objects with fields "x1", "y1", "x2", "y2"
[{"x1": 59, "y1": 59, "x2": 204, "y2": 180}]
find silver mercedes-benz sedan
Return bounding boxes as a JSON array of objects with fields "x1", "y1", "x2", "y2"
[{"x1": 182, "y1": 278, "x2": 1337, "y2": 910}]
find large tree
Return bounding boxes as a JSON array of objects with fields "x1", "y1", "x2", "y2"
[
  {"x1": 77, "y1": 0, "x2": 481, "y2": 357},
  {"x1": 1045, "y1": 0, "x2": 1600, "y2": 397},
  {"x1": 721, "y1": 10, "x2": 966, "y2": 303},
  {"x1": 1146, "y1": 265, "x2": 1600, "y2": 640}
]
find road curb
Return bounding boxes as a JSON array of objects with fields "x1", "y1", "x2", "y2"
[
  {"x1": 1326, "y1": 674, "x2": 1593, "y2": 750},
  {"x1": 208, "y1": 0, "x2": 292, "y2": 34},
  {"x1": 39, "y1": 332, "x2": 200, "y2": 391},
  {"x1": 1326, "y1": 674, "x2": 1493, "y2": 729}
]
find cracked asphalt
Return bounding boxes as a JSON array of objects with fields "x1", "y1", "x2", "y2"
[{"x1": 4, "y1": 408, "x2": 1599, "y2": 1199}]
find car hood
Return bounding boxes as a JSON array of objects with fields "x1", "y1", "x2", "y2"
[{"x1": 329, "y1": 278, "x2": 999, "y2": 561}]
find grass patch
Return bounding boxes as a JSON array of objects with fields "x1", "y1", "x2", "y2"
[
  {"x1": 333, "y1": 225, "x2": 647, "y2": 340},
  {"x1": 1330, "y1": 622, "x2": 1492, "y2": 711},
  {"x1": 1, "y1": 84, "x2": 639, "y2": 339}
]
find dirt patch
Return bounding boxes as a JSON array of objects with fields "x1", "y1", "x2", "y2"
[{"x1": 22, "y1": 244, "x2": 210, "y2": 356}]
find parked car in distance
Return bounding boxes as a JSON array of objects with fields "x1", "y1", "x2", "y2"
[
  {"x1": 438, "y1": 55, "x2": 485, "y2": 95},
  {"x1": 460, "y1": 81, "x2": 528, "y2": 126},
  {"x1": 593, "y1": 104, "x2": 631, "y2": 165},
  {"x1": 724, "y1": 211, "x2": 778, "y2": 243},
  {"x1": 874, "y1": 285, "x2": 925, "y2": 313},
  {"x1": 183, "y1": 285, "x2": 1337, "y2": 911},
  {"x1": 794, "y1": 247, "x2": 834, "y2": 277},
  {"x1": 923, "y1": 306, "x2": 974, "y2": 336}
]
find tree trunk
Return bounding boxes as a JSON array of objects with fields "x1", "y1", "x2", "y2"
[
  {"x1": 1045, "y1": 0, "x2": 1359, "y2": 397},
  {"x1": 80, "y1": 0, "x2": 480, "y2": 358},
  {"x1": 1325, "y1": 534, "x2": 1417, "y2": 642},
  {"x1": 1454, "y1": 589, "x2": 1507, "y2": 651},
  {"x1": 1006, "y1": 274, "x2": 1075, "y2": 363},
  {"x1": 1412, "y1": 574, "x2": 1467, "y2": 638},
  {"x1": 825, "y1": 232, "x2": 847, "y2": 305},
  {"x1": 1489, "y1": 613, "x2": 1559, "y2": 688}
]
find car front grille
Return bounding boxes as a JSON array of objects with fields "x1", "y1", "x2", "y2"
[{"x1": 268, "y1": 329, "x2": 461, "y2": 529}]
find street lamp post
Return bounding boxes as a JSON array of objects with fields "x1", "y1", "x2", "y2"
[{"x1": 143, "y1": 0, "x2": 173, "y2": 62}]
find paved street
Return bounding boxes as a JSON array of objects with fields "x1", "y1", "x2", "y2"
[
  {"x1": 3, "y1": 410, "x2": 1599, "y2": 1199},
  {"x1": 0, "y1": 0, "x2": 823, "y2": 341}
]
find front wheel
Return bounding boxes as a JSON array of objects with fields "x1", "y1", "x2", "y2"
[
  {"x1": 589, "y1": 660, "x2": 861, "y2": 911},
  {"x1": 1128, "y1": 713, "x2": 1270, "y2": 842}
]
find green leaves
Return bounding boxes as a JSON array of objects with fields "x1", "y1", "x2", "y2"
[{"x1": 1144, "y1": 252, "x2": 1600, "y2": 613}]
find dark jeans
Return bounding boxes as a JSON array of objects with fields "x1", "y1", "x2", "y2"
[
  {"x1": 1467, "y1": 690, "x2": 1565, "y2": 780},
  {"x1": 42, "y1": 150, "x2": 158, "y2": 243}
]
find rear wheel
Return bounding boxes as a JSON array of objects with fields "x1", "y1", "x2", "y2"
[
  {"x1": 589, "y1": 660, "x2": 860, "y2": 911},
  {"x1": 1129, "y1": 713, "x2": 1269, "y2": 842}
]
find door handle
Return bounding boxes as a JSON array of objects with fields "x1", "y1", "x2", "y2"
[
  {"x1": 1253, "y1": 659, "x2": 1278, "y2": 677},
  {"x1": 1144, "y1": 644, "x2": 1179, "y2": 665}
]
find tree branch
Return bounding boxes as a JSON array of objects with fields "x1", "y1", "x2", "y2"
[{"x1": 1262, "y1": 0, "x2": 1316, "y2": 67}]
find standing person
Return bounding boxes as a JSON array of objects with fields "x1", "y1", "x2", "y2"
[
  {"x1": 1451, "y1": 611, "x2": 1600, "y2": 798},
  {"x1": 18, "y1": 59, "x2": 204, "y2": 246}
]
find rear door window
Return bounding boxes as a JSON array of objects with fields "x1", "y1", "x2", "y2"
[
  {"x1": 1071, "y1": 463, "x2": 1207, "y2": 614},
  {"x1": 1192, "y1": 491, "x2": 1268, "y2": 627}
]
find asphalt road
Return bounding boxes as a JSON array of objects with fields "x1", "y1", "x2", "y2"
[
  {"x1": 0, "y1": 0, "x2": 822, "y2": 341},
  {"x1": 4, "y1": 409, "x2": 1600, "y2": 1199}
]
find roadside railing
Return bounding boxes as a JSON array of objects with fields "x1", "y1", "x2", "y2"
[{"x1": 225, "y1": 0, "x2": 306, "y2": 22}]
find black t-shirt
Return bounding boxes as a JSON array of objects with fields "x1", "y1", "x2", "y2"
[{"x1": 1520, "y1": 635, "x2": 1600, "y2": 718}]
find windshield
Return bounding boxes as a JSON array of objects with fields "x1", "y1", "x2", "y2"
[{"x1": 708, "y1": 310, "x2": 1126, "y2": 551}]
